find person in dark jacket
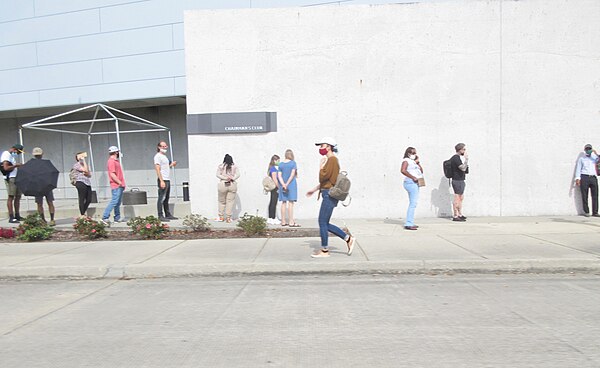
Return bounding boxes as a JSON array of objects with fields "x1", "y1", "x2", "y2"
[{"x1": 451, "y1": 143, "x2": 469, "y2": 222}]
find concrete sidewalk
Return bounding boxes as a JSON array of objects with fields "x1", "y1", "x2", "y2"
[{"x1": 1, "y1": 216, "x2": 599, "y2": 279}]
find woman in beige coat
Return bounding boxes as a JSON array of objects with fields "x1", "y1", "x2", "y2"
[{"x1": 216, "y1": 154, "x2": 240, "y2": 223}]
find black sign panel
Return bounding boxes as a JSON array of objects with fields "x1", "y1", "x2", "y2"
[{"x1": 186, "y1": 112, "x2": 277, "y2": 134}]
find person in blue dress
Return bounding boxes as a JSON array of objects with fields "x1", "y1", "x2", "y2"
[{"x1": 277, "y1": 149, "x2": 299, "y2": 227}]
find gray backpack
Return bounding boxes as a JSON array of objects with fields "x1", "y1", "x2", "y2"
[{"x1": 329, "y1": 171, "x2": 351, "y2": 205}]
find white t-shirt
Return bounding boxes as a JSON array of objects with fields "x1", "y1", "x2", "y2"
[
  {"x1": 153, "y1": 152, "x2": 170, "y2": 181},
  {"x1": 402, "y1": 158, "x2": 423, "y2": 182},
  {"x1": 0, "y1": 150, "x2": 17, "y2": 178}
]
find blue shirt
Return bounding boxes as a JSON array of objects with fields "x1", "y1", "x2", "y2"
[{"x1": 575, "y1": 153, "x2": 599, "y2": 180}]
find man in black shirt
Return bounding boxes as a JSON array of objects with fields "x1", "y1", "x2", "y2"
[{"x1": 450, "y1": 143, "x2": 469, "y2": 221}]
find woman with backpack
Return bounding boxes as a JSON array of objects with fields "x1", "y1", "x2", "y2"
[
  {"x1": 72, "y1": 152, "x2": 92, "y2": 217},
  {"x1": 306, "y1": 137, "x2": 355, "y2": 258},
  {"x1": 400, "y1": 146, "x2": 423, "y2": 230},
  {"x1": 266, "y1": 154, "x2": 281, "y2": 225}
]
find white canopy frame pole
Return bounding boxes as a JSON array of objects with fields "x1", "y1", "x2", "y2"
[
  {"x1": 89, "y1": 105, "x2": 100, "y2": 194},
  {"x1": 167, "y1": 130, "x2": 177, "y2": 200},
  {"x1": 18, "y1": 127, "x2": 31, "y2": 211}
]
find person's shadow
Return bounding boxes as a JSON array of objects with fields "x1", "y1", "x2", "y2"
[
  {"x1": 570, "y1": 153, "x2": 585, "y2": 215},
  {"x1": 430, "y1": 176, "x2": 453, "y2": 218}
]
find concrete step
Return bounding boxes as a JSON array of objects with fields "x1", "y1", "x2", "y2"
[{"x1": 0, "y1": 198, "x2": 191, "y2": 220}]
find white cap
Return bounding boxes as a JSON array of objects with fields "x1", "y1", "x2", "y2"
[
  {"x1": 108, "y1": 146, "x2": 120, "y2": 153},
  {"x1": 315, "y1": 137, "x2": 337, "y2": 147},
  {"x1": 32, "y1": 147, "x2": 43, "y2": 155}
]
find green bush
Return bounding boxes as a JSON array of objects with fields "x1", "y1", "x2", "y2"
[
  {"x1": 236, "y1": 213, "x2": 267, "y2": 236},
  {"x1": 17, "y1": 214, "x2": 54, "y2": 242},
  {"x1": 73, "y1": 216, "x2": 108, "y2": 239},
  {"x1": 127, "y1": 216, "x2": 170, "y2": 239},
  {"x1": 182, "y1": 214, "x2": 211, "y2": 232}
]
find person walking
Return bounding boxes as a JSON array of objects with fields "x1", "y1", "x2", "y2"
[
  {"x1": 266, "y1": 154, "x2": 281, "y2": 225},
  {"x1": 216, "y1": 154, "x2": 240, "y2": 223},
  {"x1": 400, "y1": 146, "x2": 423, "y2": 230},
  {"x1": 1, "y1": 143, "x2": 24, "y2": 223},
  {"x1": 72, "y1": 151, "x2": 93, "y2": 217},
  {"x1": 575, "y1": 143, "x2": 600, "y2": 217},
  {"x1": 101, "y1": 146, "x2": 126, "y2": 226},
  {"x1": 278, "y1": 149, "x2": 299, "y2": 227},
  {"x1": 154, "y1": 141, "x2": 178, "y2": 222},
  {"x1": 451, "y1": 143, "x2": 469, "y2": 222},
  {"x1": 31, "y1": 147, "x2": 56, "y2": 226},
  {"x1": 306, "y1": 137, "x2": 355, "y2": 258}
]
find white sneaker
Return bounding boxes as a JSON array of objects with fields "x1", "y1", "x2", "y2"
[
  {"x1": 267, "y1": 218, "x2": 274, "y2": 225},
  {"x1": 272, "y1": 218, "x2": 281, "y2": 225}
]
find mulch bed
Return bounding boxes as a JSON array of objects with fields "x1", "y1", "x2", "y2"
[{"x1": 0, "y1": 227, "x2": 320, "y2": 243}]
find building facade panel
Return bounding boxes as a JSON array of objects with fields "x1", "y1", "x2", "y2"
[
  {"x1": 0, "y1": 9, "x2": 101, "y2": 47},
  {"x1": 33, "y1": 0, "x2": 137, "y2": 17},
  {"x1": 0, "y1": 0, "x2": 34, "y2": 22},
  {"x1": 101, "y1": 50, "x2": 185, "y2": 83},
  {"x1": 36, "y1": 25, "x2": 176, "y2": 65},
  {"x1": 0, "y1": 43, "x2": 38, "y2": 70}
]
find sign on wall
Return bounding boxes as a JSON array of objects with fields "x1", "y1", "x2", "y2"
[{"x1": 186, "y1": 112, "x2": 277, "y2": 134}]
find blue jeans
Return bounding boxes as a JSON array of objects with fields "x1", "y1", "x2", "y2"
[
  {"x1": 103, "y1": 187, "x2": 124, "y2": 221},
  {"x1": 403, "y1": 180, "x2": 419, "y2": 226},
  {"x1": 318, "y1": 189, "x2": 348, "y2": 248}
]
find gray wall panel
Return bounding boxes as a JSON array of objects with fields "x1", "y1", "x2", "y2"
[
  {"x1": 0, "y1": 43, "x2": 37, "y2": 70},
  {"x1": 0, "y1": 0, "x2": 34, "y2": 22},
  {"x1": 0, "y1": 60, "x2": 103, "y2": 94},
  {"x1": 33, "y1": 0, "x2": 138, "y2": 17},
  {"x1": 0, "y1": 10, "x2": 101, "y2": 46},
  {"x1": 102, "y1": 50, "x2": 184, "y2": 83},
  {"x1": 174, "y1": 76, "x2": 186, "y2": 95},
  {"x1": 0, "y1": 91, "x2": 39, "y2": 111},
  {"x1": 99, "y1": 0, "x2": 250, "y2": 32},
  {"x1": 37, "y1": 25, "x2": 175, "y2": 65},
  {"x1": 38, "y1": 79, "x2": 178, "y2": 106}
]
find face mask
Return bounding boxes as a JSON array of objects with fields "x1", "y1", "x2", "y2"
[
  {"x1": 275, "y1": 161, "x2": 280, "y2": 166},
  {"x1": 11, "y1": 152, "x2": 18, "y2": 157},
  {"x1": 319, "y1": 148, "x2": 328, "y2": 156},
  {"x1": 586, "y1": 149, "x2": 593, "y2": 155},
  {"x1": 160, "y1": 148, "x2": 167, "y2": 153},
  {"x1": 409, "y1": 154, "x2": 416, "y2": 160}
]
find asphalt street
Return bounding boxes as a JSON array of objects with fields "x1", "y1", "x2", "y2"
[{"x1": 1, "y1": 274, "x2": 599, "y2": 367}]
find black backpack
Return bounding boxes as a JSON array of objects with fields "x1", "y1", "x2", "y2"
[{"x1": 443, "y1": 157, "x2": 453, "y2": 179}]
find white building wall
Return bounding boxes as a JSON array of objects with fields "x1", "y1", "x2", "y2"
[{"x1": 184, "y1": 1, "x2": 600, "y2": 219}]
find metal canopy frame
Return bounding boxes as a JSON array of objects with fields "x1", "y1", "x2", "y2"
[{"x1": 19, "y1": 103, "x2": 177, "y2": 198}]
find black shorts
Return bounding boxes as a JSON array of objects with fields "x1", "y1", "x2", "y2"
[
  {"x1": 35, "y1": 191, "x2": 54, "y2": 204},
  {"x1": 451, "y1": 180, "x2": 466, "y2": 195}
]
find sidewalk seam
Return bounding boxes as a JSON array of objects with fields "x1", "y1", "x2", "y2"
[
  {"x1": 523, "y1": 234, "x2": 600, "y2": 258},
  {"x1": 133, "y1": 240, "x2": 187, "y2": 264},
  {"x1": 9, "y1": 243, "x2": 92, "y2": 267},
  {"x1": 436, "y1": 234, "x2": 488, "y2": 259}
]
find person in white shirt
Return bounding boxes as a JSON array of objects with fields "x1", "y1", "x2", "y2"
[
  {"x1": 1, "y1": 143, "x2": 24, "y2": 223},
  {"x1": 154, "y1": 141, "x2": 177, "y2": 221},
  {"x1": 575, "y1": 143, "x2": 599, "y2": 217},
  {"x1": 400, "y1": 146, "x2": 424, "y2": 230}
]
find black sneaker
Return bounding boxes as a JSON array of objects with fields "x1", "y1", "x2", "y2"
[
  {"x1": 158, "y1": 216, "x2": 171, "y2": 222},
  {"x1": 452, "y1": 217, "x2": 466, "y2": 222},
  {"x1": 15, "y1": 215, "x2": 23, "y2": 221},
  {"x1": 9, "y1": 217, "x2": 19, "y2": 223},
  {"x1": 166, "y1": 215, "x2": 178, "y2": 220},
  {"x1": 593, "y1": 214, "x2": 600, "y2": 217},
  {"x1": 459, "y1": 215, "x2": 467, "y2": 220}
]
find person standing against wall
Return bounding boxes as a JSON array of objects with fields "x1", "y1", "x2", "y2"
[
  {"x1": 575, "y1": 143, "x2": 599, "y2": 217},
  {"x1": 216, "y1": 154, "x2": 240, "y2": 223},
  {"x1": 31, "y1": 147, "x2": 56, "y2": 226},
  {"x1": 101, "y1": 146, "x2": 126, "y2": 226},
  {"x1": 1, "y1": 144, "x2": 24, "y2": 223},
  {"x1": 266, "y1": 154, "x2": 281, "y2": 225},
  {"x1": 306, "y1": 137, "x2": 355, "y2": 258},
  {"x1": 400, "y1": 146, "x2": 423, "y2": 230},
  {"x1": 451, "y1": 143, "x2": 469, "y2": 222},
  {"x1": 72, "y1": 151, "x2": 93, "y2": 218},
  {"x1": 154, "y1": 141, "x2": 178, "y2": 222},
  {"x1": 278, "y1": 149, "x2": 299, "y2": 227}
]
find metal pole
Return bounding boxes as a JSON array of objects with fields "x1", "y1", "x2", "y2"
[
  {"x1": 115, "y1": 118, "x2": 123, "y2": 173},
  {"x1": 167, "y1": 130, "x2": 177, "y2": 200},
  {"x1": 88, "y1": 133, "x2": 98, "y2": 199},
  {"x1": 18, "y1": 127, "x2": 30, "y2": 211}
]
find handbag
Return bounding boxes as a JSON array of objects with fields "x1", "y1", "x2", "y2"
[
  {"x1": 417, "y1": 178, "x2": 426, "y2": 187},
  {"x1": 262, "y1": 176, "x2": 276, "y2": 192}
]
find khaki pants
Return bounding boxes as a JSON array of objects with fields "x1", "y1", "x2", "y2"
[{"x1": 218, "y1": 181, "x2": 237, "y2": 218}]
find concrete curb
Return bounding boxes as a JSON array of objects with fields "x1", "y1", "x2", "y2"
[{"x1": 2, "y1": 259, "x2": 600, "y2": 280}]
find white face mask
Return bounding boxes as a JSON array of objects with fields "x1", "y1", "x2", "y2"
[
  {"x1": 409, "y1": 154, "x2": 416, "y2": 160},
  {"x1": 160, "y1": 148, "x2": 167, "y2": 153}
]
